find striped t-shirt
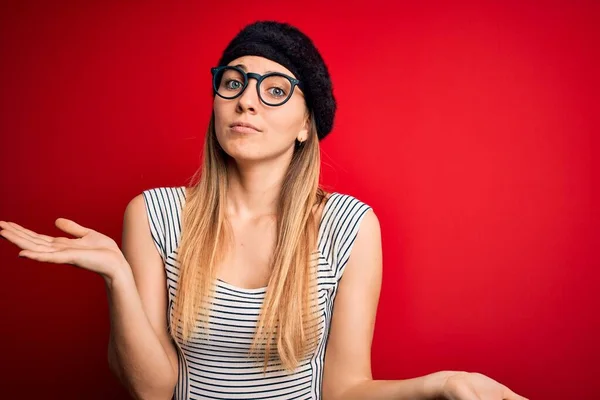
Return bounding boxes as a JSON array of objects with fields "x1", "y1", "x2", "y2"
[{"x1": 142, "y1": 186, "x2": 372, "y2": 400}]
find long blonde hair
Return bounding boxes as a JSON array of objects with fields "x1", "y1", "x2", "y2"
[{"x1": 171, "y1": 111, "x2": 327, "y2": 373}]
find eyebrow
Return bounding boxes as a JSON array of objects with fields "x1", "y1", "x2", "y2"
[{"x1": 234, "y1": 63, "x2": 277, "y2": 74}]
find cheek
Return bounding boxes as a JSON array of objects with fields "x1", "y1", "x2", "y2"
[
  {"x1": 213, "y1": 99, "x2": 233, "y2": 133},
  {"x1": 213, "y1": 98, "x2": 225, "y2": 120},
  {"x1": 269, "y1": 108, "x2": 304, "y2": 138}
]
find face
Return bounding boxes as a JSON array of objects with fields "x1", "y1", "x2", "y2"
[{"x1": 213, "y1": 55, "x2": 309, "y2": 164}]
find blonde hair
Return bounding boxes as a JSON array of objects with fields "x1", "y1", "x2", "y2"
[{"x1": 171, "y1": 111, "x2": 327, "y2": 373}]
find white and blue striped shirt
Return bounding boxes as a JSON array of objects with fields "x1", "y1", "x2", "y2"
[{"x1": 142, "y1": 186, "x2": 371, "y2": 400}]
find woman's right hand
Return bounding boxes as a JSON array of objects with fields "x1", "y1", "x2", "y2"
[{"x1": 0, "y1": 218, "x2": 129, "y2": 282}]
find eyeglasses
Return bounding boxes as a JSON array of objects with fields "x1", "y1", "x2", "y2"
[{"x1": 211, "y1": 65, "x2": 304, "y2": 107}]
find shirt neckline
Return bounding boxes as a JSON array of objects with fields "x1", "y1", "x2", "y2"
[{"x1": 215, "y1": 191, "x2": 339, "y2": 293}]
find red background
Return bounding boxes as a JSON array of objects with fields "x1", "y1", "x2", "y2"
[{"x1": 0, "y1": 1, "x2": 598, "y2": 399}]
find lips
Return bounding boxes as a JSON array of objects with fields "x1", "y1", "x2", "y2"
[{"x1": 230, "y1": 121, "x2": 261, "y2": 132}]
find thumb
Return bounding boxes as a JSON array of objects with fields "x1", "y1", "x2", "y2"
[{"x1": 55, "y1": 218, "x2": 92, "y2": 238}]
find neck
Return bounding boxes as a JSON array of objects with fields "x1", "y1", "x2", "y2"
[{"x1": 225, "y1": 157, "x2": 288, "y2": 219}]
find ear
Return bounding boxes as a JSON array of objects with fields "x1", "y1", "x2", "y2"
[{"x1": 297, "y1": 112, "x2": 310, "y2": 142}]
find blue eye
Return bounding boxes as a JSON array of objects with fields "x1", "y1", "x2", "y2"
[
  {"x1": 225, "y1": 79, "x2": 243, "y2": 90},
  {"x1": 267, "y1": 87, "x2": 287, "y2": 98}
]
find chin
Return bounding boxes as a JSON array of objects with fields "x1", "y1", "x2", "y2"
[{"x1": 218, "y1": 138, "x2": 263, "y2": 162}]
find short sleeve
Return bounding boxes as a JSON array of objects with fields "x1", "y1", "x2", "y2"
[
  {"x1": 141, "y1": 186, "x2": 186, "y2": 264},
  {"x1": 329, "y1": 194, "x2": 373, "y2": 281},
  {"x1": 142, "y1": 188, "x2": 168, "y2": 263}
]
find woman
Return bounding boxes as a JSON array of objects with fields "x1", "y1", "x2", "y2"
[{"x1": 0, "y1": 21, "x2": 528, "y2": 400}]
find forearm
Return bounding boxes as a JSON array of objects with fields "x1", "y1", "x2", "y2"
[
  {"x1": 336, "y1": 372, "x2": 452, "y2": 400},
  {"x1": 106, "y1": 267, "x2": 176, "y2": 400}
]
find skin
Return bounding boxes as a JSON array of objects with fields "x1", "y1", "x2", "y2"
[
  {"x1": 0, "y1": 55, "x2": 529, "y2": 400},
  {"x1": 321, "y1": 209, "x2": 529, "y2": 400},
  {"x1": 210, "y1": 55, "x2": 310, "y2": 287},
  {"x1": 213, "y1": 58, "x2": 309, "y2": 203}
]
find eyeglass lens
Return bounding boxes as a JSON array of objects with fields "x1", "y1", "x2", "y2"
[{"x1": 214, "y1": 67, "x2": 293, "y2": 106}]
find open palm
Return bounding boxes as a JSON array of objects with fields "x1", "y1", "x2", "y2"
[
  {"x1": 0, "y1": 218, "x2": 127, "y2": 280},
  {"x1": 441, "y1": 372, "x2": 528, "y2": 400}
]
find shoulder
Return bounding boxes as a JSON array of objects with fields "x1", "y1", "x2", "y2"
[
  {"x1": 141, "y1": 186, "x2": 187, "y2": 204},
  {"x1": 123, "y1": 185, "x2": 182, "y2": 211},
  {"x1": 319, "y1": 191, "x2": 378, "y2": 275},
  {"x1": 328, "y1": 190, "x2": 371, "y2": 207},
  {"x1": 128, "y1": 186, "x2": 188, "y2": 260},
  {"x1": 138, "y1": 186, "x2": 188, "y2": 218},
  {"x1": 326, "y1": 191, "x2": 374, "y2": 225},
  {"x1": 122, "y1": 186, "x2": 187, "y2": 221}
]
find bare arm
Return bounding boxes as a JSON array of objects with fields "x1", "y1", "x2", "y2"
[
  {"x1": 322, "y1": 209, "x2": 437, "y2": 400},
  {"x1": 321, "y1": 209, "x2": 527, "y2": 400},
  {"x1": 107, "y1": 194, "x2": 178, "y2": 399}
]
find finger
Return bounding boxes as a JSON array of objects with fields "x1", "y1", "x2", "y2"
[
  {"x1": 503, "y1": 387, "x2": 529, "y2": 400},
  {"x1": 19, "y1": 248, "x2": 102, "y2": 273},
  {"x1": 451, "y1": 386, "x2": 481, "y2": 400},
  {"x1": 19, "y1": 248, "x2": 79, "y2": 265},
  {"x1": 55, "y1": 218, "x2": 93, "y2": 238},
  {"x1": 4, "y1": 222, "x2": 54, "y2": 246},
  {"x1": 0, "y1": 221, "x2": 69, "y2": 244},
  {"x1": 0, "y1": 222, "x2": 8, "y2": 240},
  {"x1": 6, "y1": 221, "x2": 54, "y2": 243},
  {"x1": 0, "y1": 229, "x2": 59, "y2": 253}
]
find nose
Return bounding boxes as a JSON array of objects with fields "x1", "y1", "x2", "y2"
[{"x1": 236, "y1": 77, "x2": 260, "y2": 112}]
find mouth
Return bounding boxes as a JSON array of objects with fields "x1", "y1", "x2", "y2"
[
  {"x1": 230, "y1": 122, "x2": 261, "y2": 133},
  {"x1": 230, "y1": 125, "x2": 260, "y2": 134}
]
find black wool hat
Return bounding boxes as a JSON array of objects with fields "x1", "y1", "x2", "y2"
[{"x1": 217, "y1": 20, "x2": 336, "y2": 140}]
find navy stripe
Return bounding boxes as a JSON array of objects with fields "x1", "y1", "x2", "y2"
[{"x1": 142, "y1": 187, "x2": 371, "y2": 399}]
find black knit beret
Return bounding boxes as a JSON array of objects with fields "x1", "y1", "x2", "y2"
[{"x1": 217, "y1": 20, "x2": 336, "y2": 140}]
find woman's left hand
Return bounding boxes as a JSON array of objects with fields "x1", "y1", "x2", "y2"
[{"x1": 431, "y1": 371, "x2": 529, "y2": 400}]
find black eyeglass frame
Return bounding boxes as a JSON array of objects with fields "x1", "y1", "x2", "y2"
[{"x1": 211, "y1": 65, "x2": 304, "y2": 107}]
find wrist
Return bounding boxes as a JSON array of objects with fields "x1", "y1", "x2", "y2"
[{"x1": 103, "y1": 260, "x2": 133, "y2": 290}]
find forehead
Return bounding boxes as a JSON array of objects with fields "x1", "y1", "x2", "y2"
[{"x1": 227, "y1": 55, "x2": 297, "y2": 79}]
